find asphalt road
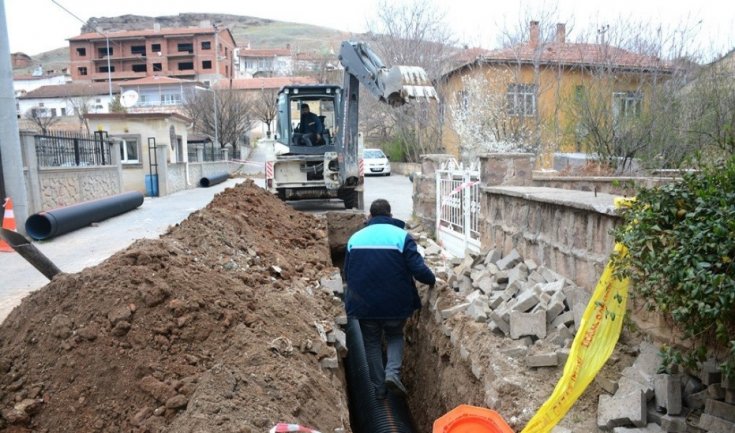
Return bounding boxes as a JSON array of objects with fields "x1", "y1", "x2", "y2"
[{"x1": 0, "y1": 173, "x2": 413, "y2": 323}]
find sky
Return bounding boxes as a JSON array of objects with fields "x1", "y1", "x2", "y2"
[{"x1": 3, "y1": 0, "x2": 734, "y2": 60}]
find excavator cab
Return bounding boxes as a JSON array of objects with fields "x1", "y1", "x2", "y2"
[{"x1": 275, "y1": 85, "x2": 341, "y2": 156}]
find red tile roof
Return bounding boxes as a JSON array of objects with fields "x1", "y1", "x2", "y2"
[
  {"x1": 215, "y1": 76, "x2": 317, "y2": 90},
  {"x1": 480, "y1": 42, "x2": 669, "y2": 70},
  {"x1": 20, "y1": 82, "x2": 120, "y2": 99},
  {"x1": 238, "y1": 48, "x2": 291, "y2": 57}
]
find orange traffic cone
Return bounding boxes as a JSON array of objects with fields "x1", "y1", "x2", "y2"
[{"x1": 1, "y1": 197, "x2": 17, "y2": 253}]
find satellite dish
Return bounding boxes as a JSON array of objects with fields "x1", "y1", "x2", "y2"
[{"x1": 120, "y1": 90, "x2": 139, "y2": 108}]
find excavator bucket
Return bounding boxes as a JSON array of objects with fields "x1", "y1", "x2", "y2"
[{"x1": 381, "y1": 65, "x2": 440, "y2": 107}]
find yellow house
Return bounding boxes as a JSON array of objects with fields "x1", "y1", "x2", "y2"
[{"x1": 439, "y1": 22, "x2": 673, "y2": 165}]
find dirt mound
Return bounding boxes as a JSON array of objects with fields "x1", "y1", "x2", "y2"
[{"x1": 0, "y1": 180, "x2": 350, "y2": 433}]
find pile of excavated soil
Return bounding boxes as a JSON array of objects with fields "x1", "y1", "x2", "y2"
[{"x1": 0, "y1": 180, "x2": 351, "y2": 433}]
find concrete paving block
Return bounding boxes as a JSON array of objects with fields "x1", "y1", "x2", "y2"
[
  {"x1": 484, "y1": 248, "x2": 502, "y2": 266},
  {"x1": 501, "y1": 280, "x2": 523, "y2": 301},
  {"x1": 465, "y1": 290, "x2": 483, "y2": 303},
  {"x1": 475, "y1": 275, "x2": 495, "y2": 294},
  {"x1": 488, "y1": 293, "x2": 504, "y2": 310},
  {"x1": 726, "y1": 389, "x2": 735, "y2": 405},
  {"x1": 528, "y1": 270, "x2": 546, "y2": 284},
  {"x1": 551, "y1": 311, "x2": 575, "y2": 329},
  {"x1": 546, "y1": 299, "x2": 566, "y2": 324},
  {"x1": 700, "y1": 360, "x2": 722, "y2": 386},
  {"x1": 698, "y1": 413, "x2": 735, "y2": 433},
  {"x1": 511, "y1": 289, "x2": 540, "y2": 312},
  {"x1": 598, "y1": 389, "x2": 647, "y2": 430},
  {"x1": 495, "y1": 270, "x2": 509, "y2": 284},
  {"x1": 489, "y1": 311, "x2": 509, "y2": 335},
  {"x1": 453, "y1": 255, "x2": 475, "y2": 278},
  {"x1": 708, "y1": 383, "x2": 726, "y2": 400},
  {"x1": 501, "y1": 344, "x2": 528, "y2": 358},
  {"x1": 618, "y1": 376, "x2": 655, "y2": 402},
  {"x1": 539, "y1": 266, "x2": 565, "y2": 284},
  {"x1": 655, "y1": 373, "x2": 683, "y2": 416},
  {"x1": 496, "y1": 249, "x2": 522, "y2": 270},
  {"x1": 527, "y1": 352, "x2": 559, "y2": 368},
  {"x1": 612, "y1": 424, "x2": 665, "y2": 433},
  {"x1": 705, "y1": 399, "x2": 735, "y2": 422},
  {"x1": 540, "y1": 279, "x2": 566, "y2": 294},
  {"x1": 660, "y1": 414, "x2": 687, "y2": 432},
  {"x1": 467, "y1": 299, "x2": 488, "y2": 323},
  {"x1": 508, "y1": 263, "x2": 529, "y2": 286},
  {"x1": 320, "y1": 275, "x2": 344, "y2": 294},
  {"x1": 646, "y1": 400, "x2": 663, "y2": 426},
  {"x1": 510, "y1": 310, "x2": 546, "y2": 339},
  {"x1": 458, "y1": 275, "x2": 474, "y2": 294},
  {"x1": 684, "y1": 389, "x2": 708, "y2": 411},
  {"x1": 440, "y1": 302, "x2": 470, "y2": 319},
  {"x1": 596, "y1": 375, "x2": 620, "y2": 395},
  {"x1": 556, "y1": 348, "x2": 571, "y2": 365}
]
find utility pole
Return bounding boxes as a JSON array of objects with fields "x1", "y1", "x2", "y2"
[{"x1": 0, "y1": 0, "x2": 29, "y2": 233}]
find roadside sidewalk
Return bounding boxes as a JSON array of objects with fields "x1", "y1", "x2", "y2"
[{"x1": 0, "y1": 178, "x2": 258, "y2": 323}]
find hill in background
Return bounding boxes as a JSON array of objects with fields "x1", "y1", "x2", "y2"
[{"x1": 14, "y1": 12, "x2": 356, "y2": 75}]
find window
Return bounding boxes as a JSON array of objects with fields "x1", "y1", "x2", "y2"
[
  {"x1": 161, "y1": 94, "x2": 182, "y2": 105},
  {"x1": 506, "y1": 83, "x2": 537, "y2": 117},
  {"x1": 202, "y1": 60, "x2": 212, "y2": 69},
  {"x1": 51, "y1": 108, "x2": 57, "y2": 117},
  {"x1": 177, "y1": 43, "x2": 193, "y2": 53},
  {"x1": 61, "y1": 108, "x2": 66, "y2": 116},
  {"x1": 76, "y1": 47, "x2": 86, "y2": 56},
  {"x1": 132, "y1": 64, "x2": 147, "y2": 73},
  {"x1": 98, "y1": 65, "x2": 115, "y2": 73},
  {"x1": 139, "y1": 95, "x2": 147, "y2": 105},
  {"x1": 131, "y1": 45, "x2": 146, "y2": 56},
  {"x1": 98, "y1": 46, "x2": 113, "y2": 57},
  {"x1": 78, "y1": 67, "x2": 88, "y2": 76},
  {"x1": 178, "y1": 62, "x2": 194, "y2": 71},
  {"x1": 95, "y1": 98, "x2": 101, "y2": 103},
  {"x1": 119, "y1": 137, "x2": 140, "y2": 163},
  {"x1": 613, "y1": 91, "x2": 642, "y2": 119},
  {"x1": 201, "y1": 41, "x2": 211, "y2": 50},
  {"x1": 153, "y1": 63, "x2": 162, "y2": 72},
  {"x1": 151, "y1": 43, "x2": 161, "y2": 52}
]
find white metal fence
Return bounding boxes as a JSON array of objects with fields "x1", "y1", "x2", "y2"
[{"x1": 435, "y1": 159, "x2": 481, "y2": 257}]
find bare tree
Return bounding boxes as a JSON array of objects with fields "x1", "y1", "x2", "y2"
[
  {"x1": 362, "y1": 0, "x2": 456, "y2": 161},
  {"x1": 183, "y1": 89, "x2": 256, "y2": 147},
  {"x1": 448, "y1": 72, "x2": 535, "y2": 162},
  {"x1": 252, "y1": 87, "x2": 278, "y2": 138},
  {"x1": 24, "y1": 107, "x2": 61, "y2": 134},
  {"x1": 66, "y1": 96, "x2": 91, "y2": 134}
]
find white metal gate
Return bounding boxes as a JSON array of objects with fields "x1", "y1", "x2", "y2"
[{"x1": 435, "y1": 159, "x2": 481, "y2": 258}]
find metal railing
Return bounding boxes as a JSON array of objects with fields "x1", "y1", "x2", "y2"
[
  {"x1": 34, "y1": 131, "x2": 112, "y2": 167},
  {"x1": 436, "y1": 159, "x2": 481, "y2": 257}
]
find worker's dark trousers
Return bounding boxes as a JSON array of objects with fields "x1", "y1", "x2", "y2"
[{"x1": 359, "y1": 319, "x2": 406, "y2": 394}]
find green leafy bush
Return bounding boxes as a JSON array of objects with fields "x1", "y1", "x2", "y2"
[{"x1": 612, "y1": 157, "x2": 735, "y2": 377}]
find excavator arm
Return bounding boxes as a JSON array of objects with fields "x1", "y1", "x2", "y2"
[
  {"x1": 338, "y1": 41, "x2": 439, "y2": 106},
  {"x1": 335, "y1": 41, "x2": 439, "y2": 196}
]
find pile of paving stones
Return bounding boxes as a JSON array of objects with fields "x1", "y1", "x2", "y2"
[{"x1": 417, "y1": 242, "x2": 735, "y2": 433}]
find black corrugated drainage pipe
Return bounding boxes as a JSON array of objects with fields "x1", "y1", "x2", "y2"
[
  {"x1": 25, "y1": 191, "x2": 144, "y2": 240},
  {"x1": 199, "y1": 173, "x2": 230, "y2": 187},
  {"x1": 345, "y1": 319, "x2": 416, "y2": 433}
]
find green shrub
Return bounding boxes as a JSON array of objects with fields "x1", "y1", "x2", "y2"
[
  {"x1": 381, "y1": 138, "x2": 406, "y2": 162},
  {"x1": 612, "y1": 157, "x2": 735, "y2": 377}
]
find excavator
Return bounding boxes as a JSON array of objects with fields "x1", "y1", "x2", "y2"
[{"x1": 263, "y1": 41, "x2": 438, "y2": 209}]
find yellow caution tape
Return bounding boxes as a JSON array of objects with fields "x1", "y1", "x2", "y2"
[{"x1": 521, "y1": 198, "x2": 632, "y2": 433}]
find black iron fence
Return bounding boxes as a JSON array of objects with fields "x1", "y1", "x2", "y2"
[
  {"x1": 187, "y1": 142, "x2": 240, "y2": 162},
  {"x1": 34, "y1": 131, "x2": 112, "y2": 168}
]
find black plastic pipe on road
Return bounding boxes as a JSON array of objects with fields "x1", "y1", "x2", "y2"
[
  {"x1": 25, "y1": 191, "x2": 144, "y2": 240},
  {"x1": 345, "y1": 319, "x2": 416, "y2": 433},
  {"x1": 199, "y1": 173, "x2": 229, "y2": 187}
]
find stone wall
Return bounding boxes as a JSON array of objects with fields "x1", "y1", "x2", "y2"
[
  {"x1": 36, "y1": 168, "x2": 122, "y2": 211},
  {"x1": 411, "y1": 153, "x2": 634, "y2": 290}
]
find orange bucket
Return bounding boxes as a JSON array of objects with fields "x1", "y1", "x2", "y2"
[{"x1": 433, "y1": 405, "x2": 514, "y2": 433}]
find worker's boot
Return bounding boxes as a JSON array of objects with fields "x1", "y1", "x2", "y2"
[{"x1": 385, "y1": 374, "x2": 407, "y2": 397}]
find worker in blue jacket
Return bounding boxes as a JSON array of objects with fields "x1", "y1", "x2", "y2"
[{"x1": 344, "y1": 199, "x2": 436, "y2": 398}]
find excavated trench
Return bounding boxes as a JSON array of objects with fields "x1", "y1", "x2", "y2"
[{"x1": 325, "y1": 211, "x2": 487, "y2": 433}]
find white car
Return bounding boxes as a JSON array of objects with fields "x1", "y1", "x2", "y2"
[{"x1": 363, "y1": 148, "x2": 391, "y2": 176}]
